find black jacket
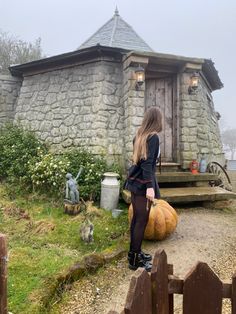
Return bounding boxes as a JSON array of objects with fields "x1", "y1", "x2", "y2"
[{"x1": 132, "y1": 134, "x2": 161, "y2": 198}]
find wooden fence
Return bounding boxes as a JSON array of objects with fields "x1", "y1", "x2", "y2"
[
  {"x1": 0, "y1": 234, "x2": 7, "y2": 314},
  {"x1": 109, "y1": 249, "x2": 236, "y2": 314}
]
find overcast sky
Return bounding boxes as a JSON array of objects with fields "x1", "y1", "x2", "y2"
[{"x1": 1, "y1": 0, "x2": 235, "y2": 129}]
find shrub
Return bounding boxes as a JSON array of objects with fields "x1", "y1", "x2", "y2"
[
  {"x1": 29, "y1": 153, "x2": 70, "y2": 195},
  {"x1": 0, "y1": 124, "x2": 47, "y2": 181},
  {"x1": 0, "y1": 124, "x2": 123, "y2": 200},
  {"x1": 64, "y1": 149, "x2": 122, "y2": 201}
]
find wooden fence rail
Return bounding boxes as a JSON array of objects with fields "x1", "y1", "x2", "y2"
[
  {"x1": 0, "y1": 234, "x2": 7, "y2": 314},
  {"x1": 109, "y1": 249, "x2": 236, "y2": 314}
]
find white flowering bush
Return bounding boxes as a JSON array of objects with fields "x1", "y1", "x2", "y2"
[
  {"x1": 0, "y1": 125, "x2": 122, "y2": 199},
  {"x1": 64, "y1": 149, "x2": 122, "y2": 200},
  {"x1": 0, "y1": 123, "x2": 47, "y2": 180},
  {"x1": 29, "y1": 153, "x2": 70, "y2": 195}
]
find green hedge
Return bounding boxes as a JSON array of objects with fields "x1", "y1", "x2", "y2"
[
  {"x1": 64, "y1": 149, "x2": 121, "y2": 200},
  {"x1": 0, "y1": 124, "x2": 47, "y2": 181},
  {"x1": 0, "y1": 124, "x2": 122, "y2": 200}
]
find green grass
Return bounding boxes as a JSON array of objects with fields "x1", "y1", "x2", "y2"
[{"x1": 0, "y1": 185, "x2": 129, "y2": 313}]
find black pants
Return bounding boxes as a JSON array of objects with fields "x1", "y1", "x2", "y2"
[{"x1": 130, "y1": 192, "x2": 151, "y2": 253}]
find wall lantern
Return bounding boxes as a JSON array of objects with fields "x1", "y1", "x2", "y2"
[
  {"x1": 188, "y1": 72, "x2": 200, "y2": 94},
  {"x1": 135, "y1": 65, "x2": 145, "y2": 90}
]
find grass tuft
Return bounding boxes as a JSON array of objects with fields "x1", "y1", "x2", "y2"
[{"x1": 0, "y1": 184, "x2": 128, "y2": 313}]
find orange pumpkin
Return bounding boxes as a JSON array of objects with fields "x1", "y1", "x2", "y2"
[{"x1": 128, "y1": 199, "x2": 178, "y2": 240}]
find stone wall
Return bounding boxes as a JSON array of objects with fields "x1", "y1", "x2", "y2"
[
  {"x1": 0, "y1": 75, "x2": 22, "y2": 127},
  {"x1": 12, "y1": 61, "x2": 224, "y2": 170},
  {"x1": 14, "y1": 61, "x2": 124, "y2": 165},
  {"x1": 179, "y1": 72, "x2": 224, "y2": 169},
  {"x1": 122, "y1": 65, "x2": 145, "y2": 166},
  {"x1": 196, "y1": 77, "x2": 224, "y2": 165}
]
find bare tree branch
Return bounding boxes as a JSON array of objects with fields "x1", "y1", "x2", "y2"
[{"x1": 0, "y1": 30, "x2": 44, "y2": 73}]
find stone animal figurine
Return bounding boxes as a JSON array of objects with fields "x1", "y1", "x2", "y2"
[
  {"x1": 80, "y1": 219, "x2": 94, "y2": 243},
  {"x1": 64, "y1": 167, "x2": 83, "y2": 204}
]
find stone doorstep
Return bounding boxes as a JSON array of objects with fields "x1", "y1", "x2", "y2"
[
  {"x1": 157, "y1": 162, "x2": 181, "y2": 173},
  {"x1": 122, "y1": 187, "x2": 236, "y2": 205},
  {"x1": 156, "y1": 172, "x2": 218, "y2": 183},
  {"x1": 160, "y1": 186, "x2": 236, "y2": 203}
]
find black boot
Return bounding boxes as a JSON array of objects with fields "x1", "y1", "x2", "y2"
[
  {"x1": 128, "y1": 251, "x2": 152, "y2": 272},
  {"x1": 128, "y1": 250, "x2": 152, "y2": 262}
]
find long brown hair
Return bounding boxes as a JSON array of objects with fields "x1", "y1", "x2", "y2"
[{"x1": 133, "y1": 107, "x2": 162, "y2": 164}]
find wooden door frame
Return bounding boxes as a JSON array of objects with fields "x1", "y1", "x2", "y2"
[{"x1": 145, "y1": 72, "x2": 180, "y2": 163}]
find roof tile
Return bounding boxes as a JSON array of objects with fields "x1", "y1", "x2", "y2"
[{"x1": 79, "y1": 9, "x2": 153, "y2": 52}]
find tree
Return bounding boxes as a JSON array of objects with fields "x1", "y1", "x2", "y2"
[
  {"x1": 221, "y1": 128, "x2": 236, "y2": 160},
  {"x1": 0, "y1": 30, "x2": 44, "y2": 74}
]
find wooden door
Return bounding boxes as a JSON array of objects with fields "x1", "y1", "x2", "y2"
[{"x1": 145, "y1": 77, "x2": 174, "y2": 162}]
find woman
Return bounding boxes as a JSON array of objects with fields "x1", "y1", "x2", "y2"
[{"x1": 128, "y1": 107, "x2": 162, "y2": 272}]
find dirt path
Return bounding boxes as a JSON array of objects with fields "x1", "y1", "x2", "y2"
[{"x1": 51, "y1": 205, "x2": 236, "y2": 314}]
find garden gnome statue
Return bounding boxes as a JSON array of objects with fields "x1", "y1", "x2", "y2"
[{"x1": 65, "y1": 167, "x2": 83, "y2": 204}]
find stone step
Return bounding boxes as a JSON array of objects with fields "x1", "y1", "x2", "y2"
[
  {"x1": 160, "y1": 186, "x2": 236, "y2": 204},
  {"x1": 227, "y1": 170, "x2": 236, "y2": 192},
  {"x1": 156, "y1": 172, "x2": 218, "y2": 183},
  {"x1": 158, "y1": 162, "x2": 181, "y2": 172}
]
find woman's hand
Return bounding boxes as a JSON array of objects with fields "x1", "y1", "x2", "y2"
[{"x1": 146, "y1": 187, "x2": 155, "y2": 202}]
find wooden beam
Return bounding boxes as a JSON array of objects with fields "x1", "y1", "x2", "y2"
[
  {"x1": 222, "y1": 283, "x2": 232, "y2": 299},
  {"x1": 123, "y1": 55, "x2": 149, "y2": 70},
  {"x1": 168, "y1": 276, "x2": 183, "y2": 294},
  {"x1": 168, "y1": 276, "x2": 232, "y2": 299},
  {"x1": 168, "y1": 264, "x2": 173, "y2": 275},
  {"x1": 181, "y1": 62, "x2": 202, "y2": 72},
  {"x1": 146, "y1": 73, "x2": 172, "y2": 79},
  {"x1": 146, "y1": 63, "x2": 179, "y2": 73}
]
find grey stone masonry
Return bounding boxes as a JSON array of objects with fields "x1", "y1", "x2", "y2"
[
  {"x1": 5, "y1": 57, "x2": 224, "y2": 171},
  {"x1": 0, "y1": 75, "x2": 22, "y2": 127},
  {"x1": 179, "y1": 72, "x2": 224, "y2": 169},
  {"x1": 122, "y1": 65, "x2": 145, "y2": 167},
  {"x1": 14, "y1": 61, "x2": 124, "y2": 165}
]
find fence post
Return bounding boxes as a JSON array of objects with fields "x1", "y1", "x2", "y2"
[
  {"x1": 0, "y1": 234, "x2": 7, "y2": 314},
  {"x1": 168, "y1": 264, "x2": 174, "y2": 314},
  {"x1": 151, "y1": 249, "x2": 169, "y2": 314},
  {"x1": 183, "y1": 262, "x2": 222, "y2": 314},
  {"x1": 124, "y1": 268, "x2": 152, "y2": 314},
  {"x1": 232, "y1": 273, "x2": 236, "y2": 314}
]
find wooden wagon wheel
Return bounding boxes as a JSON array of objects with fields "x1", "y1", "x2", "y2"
[{"x1": 207, "y1": 161, "x2": 232, "y2": 191}]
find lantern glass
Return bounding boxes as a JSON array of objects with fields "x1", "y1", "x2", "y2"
[
  {"x1": 190, "y1": 73, "x2": 199, "y2": 89},
  {"x1": 135, "y1": 66, "x2": 145, "y2": 85}
]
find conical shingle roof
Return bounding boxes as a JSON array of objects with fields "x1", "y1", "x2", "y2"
[{"x1": 79, "y1": 8, "x2": 153, "y2": 52}]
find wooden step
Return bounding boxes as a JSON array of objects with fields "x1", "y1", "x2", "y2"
[
  {"x1": 160, "y1": 186, "x2": 236, "y2": 204},
  {"x1": 156, "y1": 172, "x2": 218, "y2": 183}
]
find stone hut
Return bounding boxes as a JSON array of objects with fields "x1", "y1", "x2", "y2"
[{"x1": 0, "y1": 9, "x2": 224, "y2": 170}]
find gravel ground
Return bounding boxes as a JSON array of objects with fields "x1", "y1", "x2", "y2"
[{"x1": 51, "y1": 203, "x2": 236, "y2": 314}]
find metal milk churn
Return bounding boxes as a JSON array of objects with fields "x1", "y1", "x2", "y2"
[
  {"x1": 199, "y1": 155, "x2": 207, "y2": 173},
  {"x1": 100, "y1": 172, "x2": 120, "y2": 210}
]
